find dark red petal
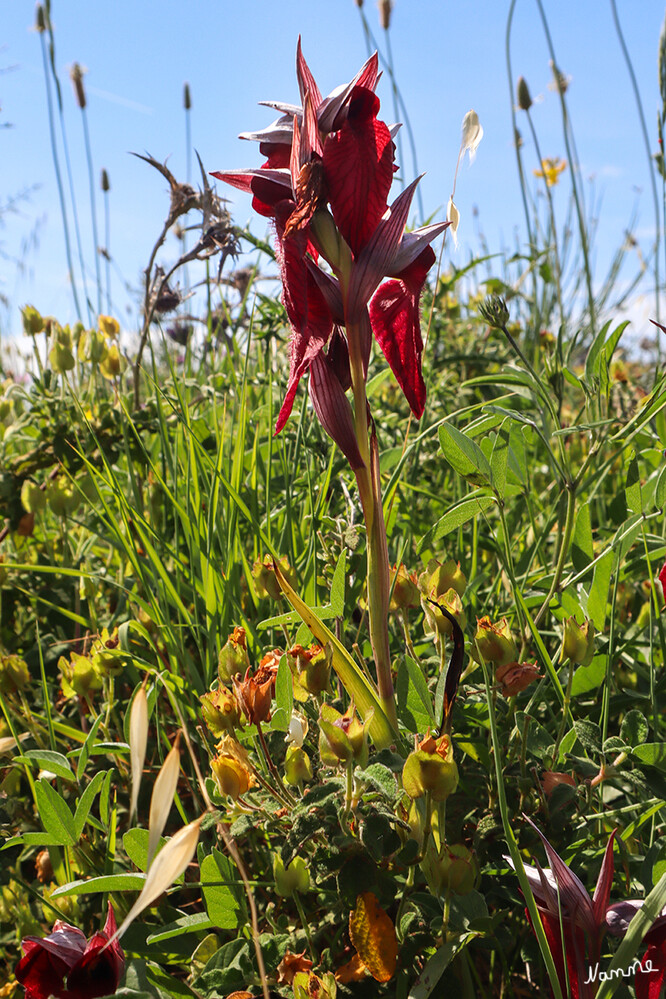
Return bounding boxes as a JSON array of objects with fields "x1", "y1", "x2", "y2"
[
  {"x1": 635, "y1": 942, "x2": 666, "y2": 999},
  {"x1": 259, "y1": 143, "x2": 291, "y2": 168},
  {"x1": 296, "y1": 37, "x2": 323, "y2": 110},
  {"x1": 368, "y1": 248, "x2": 434, "y2": 418},
  {"x1": 591, "y1": 830, "x2": 616, "y2": 927},
  {"x1": 347, "y1": 176, "x2": 422, "y2": 319},
  {"x1": 16, "y1": 944, "x2": 70, "y2": 999},
  {"x1": 64, "y1": 939, "x2": 124, "y2": 999},
  {"x1": 322, "y1": 86, "x2": 393, "y2": 256},
  {"x1": 309, "y1": 352, "x2": 363, "y2": 469},
  {"x1": 274, "y1": 228, "x2": 333, "y2": 434}
]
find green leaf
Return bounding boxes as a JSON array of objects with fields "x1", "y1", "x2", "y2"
[
  {"x1": 329, "y1": 551, "x2": 346, "y2": 616},
  {"x1": 419, "y1": 493, "x2": 495, "y2": 550},
  {"x1": 34, "y1": 779, "x2": 77, "y2": 845},
  {"x1": 489, "y1": 420, "x2": 510, "y2": 497},
  {"x1": 439, "y1": 424, "x2": 491, "y2": 484},
  {"x1": 200, "y1": 852, "x2": 243, "y2": 930},
  {"x1": 632, "y1": 743, "x2": 666, "y2": 771},
  {"x1": 76, "y1": 714, "x2": 104, "y2": 781},
  {"x1": 571, "y1": 656, "x2": 606, "y2": 697},
  {"x1": 573, "y1": 720, "x2": 602, "y2": 754},
  {"x1": 408, "y1": 932, "x2": 479, "y2": 998},
  {"x1": 571, "y1": 502, "x2": 594, "y2": 575},
  {"x1": 620, "y1": 709, "x2": 649, "y2": 748},
  {"x1": 396, "y1": 661, "x2": 430, "y2": 734},
  {"x1": 146, "y1": 912, "x2": 213, "y2": 943},
  {"x1": 404, "y1": 657, "x2": 435, "y2": 722},
  {"x1": 625, "y1": 453, "x2": 642, "y2": 516},
  {"x1": 73, "y1": 769, "x2": 107, "y2": 839},
  {"x1": 15, "y1": 751, "x2": 75, "y2": 782},
  {"x1": 655, "y1": 464, "x2": 666, "y2": 510},
  {"x1": 51, "y1": 873, "x2": 147, "y2": 897},
  {"x1": 587, "y1": 550, "x2": 613, "y2": 631},
  {"x1": 271, "y1": 655, "x2": 293, "y2": 732}
]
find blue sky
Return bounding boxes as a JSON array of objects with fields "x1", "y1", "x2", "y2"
[{"x1": 2, "y1": 1, "x2": 665, "y2": 343}]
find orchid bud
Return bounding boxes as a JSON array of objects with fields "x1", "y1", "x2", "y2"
[
  {"x1": 99, "y1": 315, "x2": 120, "y2": 339},
  {"x1": 422, "y1": 842, "x2": 478, "y2": 897},
  {"x1": 218, "y1": 627, "x2": 250, "y2": 682},
  {"x1": 288, "y1": 643, "x2": 330, "y2": 697},
  {"x1": 318, "y1": 704, "x2": 369, "y2": 768},
  {"x1": 46, "y1": 480, "x2": 80, "y2": 517},
  {"x1": 273, "y1": 854, "x2": 310, "y2": 897},
  {"x1": 100, "y1": 343, "x2": 126, "y2": 379},
  {"x1": 284, "y1": 745, "x2": 313, "y2": 788},
  {"x1": 211, "y1": 735, "x2": 255, "y2": 800},
  {"x1": 422, "y1": 587, "x2": 466, "y2": 638},
  {"x1": 253, "y1": 554, "x2": 297, "y2": 599},
  {"x1": 22, "y1": 306, "x2": 45, "y2": 336},
  {"x1": 562, "y1": 617, "x2": 595, "y2": 666},
  {"x1": 285, "y1": 710, "x2": 308, "y2": 749},
  {"x1": 20, "y1": 480, "x2": 45, "y2": 515},
  {"x1": 471, "y1": 616, "x2": 517, "y2": 666},
  {"x1": 200, "y1": 686, "x2": 241, "y2": 736},
  {"x1": 402, "y1": 732, "x2": 459, "y2": 802},
  {"x1": 293, "y1": 972, "x2": 336, "y2": 999},
  {"x1": 49, "y1": 338, "x2": 75, "y2": 373},
  {"x1": 59, "y1": 652, "x2": 102, "y2": 700},
  {"x1": 0, "y1": 654, "x2": 30, "y2": 695},
  {"x1": 517, "y1": 76, "x2": 533, "y2": 111},
  {"x1": 389, "y1": 564, "x2": 420, "y2": 611},
  {"x1": 419, "y1": 558, "x2": 467, "y2": 599}
]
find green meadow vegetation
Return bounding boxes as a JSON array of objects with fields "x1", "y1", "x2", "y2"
[{"x1": 1, "y1": 4, "x2": 666, "y2": 998}]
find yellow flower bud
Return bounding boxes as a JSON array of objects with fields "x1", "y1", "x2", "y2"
[
  {"x1": 402, "y1": 733, "x2": 459, "y2": 802},
  {"x1": 273, "y1": 854, "x2": 310, "y2": 897},
  {"x1": 562, "y1": 617, "x2": 595, "y2": 666},
  {"x1": 200, "y1": 686, "x2": 241, "y2": 736},
  {"x1": 472, "y1": 616, "x2": 517, "y2": 666}
]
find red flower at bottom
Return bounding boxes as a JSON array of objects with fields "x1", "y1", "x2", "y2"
[{"x1": 16, "y1": 903, "x2": 125, "y2": 999}]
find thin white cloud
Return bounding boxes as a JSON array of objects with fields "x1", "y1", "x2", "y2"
[{"x1": 86, "y1": 85, "x2": 153, "y2": 114}]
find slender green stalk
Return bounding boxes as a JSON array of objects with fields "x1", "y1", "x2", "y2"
[
  {"x1": 479, "y1": 654, "x2": 564, "y2": 999},
  {"x1": 609, "y1": 0, "x2": 660, "y2": 331},
  {"x1": 38, "y1": 29, "x2": 83, "y2": 321},
  {"x1": 80, "y1": 104, "x2": 103, "y2": 315},
  {"x1": 534, "y1": 0, "x2": 596, "y2": 335},
  {"x1": 524, "y1": 108, "x2": 565, "y2": 325}
]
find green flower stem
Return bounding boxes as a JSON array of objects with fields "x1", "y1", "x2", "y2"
[
  {"x1": 534, "y1": 479, "x2": 576, "y2": 628},
  {"x1": 346, "y1": 317, "x2": 397, "y2": 728},
  {"x1": 479, "y1": 653, "x2": 564, "y2": 999},
  {"x1": 294, "y1": 888, "x2": 317, "y2": 963},
  {"x1": 551, "y1": 657, "x2": 574, "y2": 764}
]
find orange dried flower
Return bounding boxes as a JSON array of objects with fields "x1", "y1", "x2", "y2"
[
  {"x1": 233, "y1": 663, "x2": 277, "y2": 724},
  {"x1": 542, "y1": 771, "x2": 576, "y2": 796},
  {"x1": 495, "y1": 660, "x2": 541, "y2": 696},
  {"x1": 276, "y1": 950, "x2": 314, "y2": 985}
]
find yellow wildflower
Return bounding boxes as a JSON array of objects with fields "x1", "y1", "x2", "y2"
[{"x1": 534, "y1": 157, "x2": 567, "y2": 187}]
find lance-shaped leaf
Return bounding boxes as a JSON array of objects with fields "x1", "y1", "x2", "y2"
[
  {"x1": 347, "y1": 177, "x2": 423, "y2": 319},
  {"x1": 128, "y1": 683, "x2": 148, "y2": 823},
  {"x1": 147, "y1": 732, "x2": 182, "y2": 870},
  {"x1": 105, "y1": 815, "x2": 204, "y2": 948},
  {"x1": 271, "y1": 559, "x2": 397, "y2": 747}
]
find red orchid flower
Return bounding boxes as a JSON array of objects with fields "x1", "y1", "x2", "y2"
[
  {"x1": 212, "y1": 39, "x2": 447, "y2": 456},
  {"x1": 607, "y1": 900, "x2": 666, "y2": 999},
  {"x1": 16, "y1": 903, "x2": 125, "y2": 999},
  {"x1": 508, "y1": 818, "x2": 616, "y2": 999}
]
